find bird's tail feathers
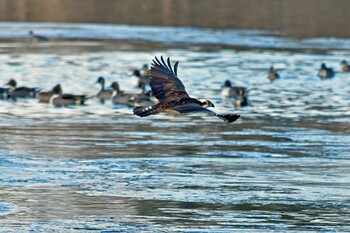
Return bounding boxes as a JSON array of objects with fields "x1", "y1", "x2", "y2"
[
  {"x1": 217, "y1": 114, "x2": 240, "y2": 123},
  {"x1": 133, "y1": 105, "x2": 161, "y2": 117}
]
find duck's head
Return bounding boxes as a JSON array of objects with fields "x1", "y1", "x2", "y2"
[
  {"x1": 235, "y1": 88, "x2": 245, "y2": 96},
  {"x1": 224, "y1": 80, "x2": 232, "y2": 87},
  {"x1": 96, "y1": 76, "x2": 105, "y2": 85},
  {"x1": 110, "y1": 82, "x2": 120, "y2": 91},
  {"x1": 29, "y1": 30, "x2": 34, "y2": 35},
  {"x1": 142, "y1": 64, "x2": 149, "y2": 73},
  {"x1": 341, "y1": 60, "x2": 347, "y2": 65},
  {"x1": 6, "y1": 79, "x2": 17, "y2": 88},
  {"x1": 321, "y1": 63, "x2": 327, "y2": 69},
  {"x1": 198, "y1": 99, "x2": 215, "y2": 108},
  {"x1": 133, "y1": 70, "x2": 141, "y2": 77},
  {"x1": 52, "y1": 84, "x2": 62, "y2": 95}
]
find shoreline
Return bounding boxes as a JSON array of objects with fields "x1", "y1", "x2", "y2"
[
  {"x1": 1, "y1": 0, "x2": 350, "y2": 38},
  {"x1": 0, "y1": 38, "x2": 337, "y2": 55}
]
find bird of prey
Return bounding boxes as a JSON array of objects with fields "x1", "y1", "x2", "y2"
[{"x1": 133, "y1": 56, "x2": 240, "y2": 123}]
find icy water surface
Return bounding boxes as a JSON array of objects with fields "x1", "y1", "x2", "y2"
[{"x1": 0, "y1": 23, "x2": 350, "y2": 232}]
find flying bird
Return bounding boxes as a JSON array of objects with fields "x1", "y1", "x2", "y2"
[{"x1": 133, "y1": 56, "x2": 240, "y2": 123}]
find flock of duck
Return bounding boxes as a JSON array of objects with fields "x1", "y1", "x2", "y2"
[
  {"x1": 1, "y1": 54, "x2": 349, "y2": 123},
  {"x1": 1, "y1": 30, "x2": 349, "y2": 123}
]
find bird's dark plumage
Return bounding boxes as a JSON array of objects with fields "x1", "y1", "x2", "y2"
[
  {"x1": 318, "y1": 63, "x2": 335, "y2": 79},
  {"x1": 133, "y1": 56, "x2": 240, "y2": 123},
  {"x1": 149, "y1": 56, "x2": 188, "y2": 101}
]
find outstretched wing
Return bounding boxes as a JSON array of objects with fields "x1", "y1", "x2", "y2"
[
  {"x1": 149, "y1": 56, "x2": 190, "y2": 102},
  {"x1": 169, "y1": 103, "x2": 240, "y2": 123},
  {"x1": 168, "y1": 103, "x2": 216, "y2": 115}
]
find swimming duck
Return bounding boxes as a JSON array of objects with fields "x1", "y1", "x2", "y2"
[
  {"x1": 49, "y1": 84, "x2": 87, "y2": 106},
  {"x1": 0, "y1": 87, "x2": 9, "y2": 99},
  {"x1": 28, "y1": 30, "x2": 49, "y2": 42},
  {"x1": 141, "y1": 64, "x2": 150, "y2": 76},
  {"x1": 111, "y1": 82, "x2": 136, "y2": 106},
  {"x1": 341, "y1": 60, "x2": 350, "y2": 72},
  {"x1": 232, "y1": 88, "x2": 248, "y2": 108},
  {"x1": 318, "y1": 63, "x2": 335, "y2": 79},
  {"x1": 221, "y1": 80, "x2": 245, "y2": 97},
  {"x1": 268, "y1": 66, "x2": 280, "y2": 81},
  {"x1": 96, "y1": 77, "x2": 113, "y2": 103},
  {"x1": 110, "y1": 81, "x2": 152, "y2": 106},
  {"x1": 132, "y1": 70, "x2": 149, "y2": 88},
  {"x1": 133, "y1": 56, "x2": 240, "y2": 123},
  {"x1": 7, "y1": 79, "x2": 37, "y2": 99},
  {"x1": 221, "y1": 80, "x2": 248, "y2": 108},
  {"x1": 38, "y1": 84, "x2": 60, "y2": 103},
  {"x1": 130, "y1": 83, "x2": 157, "y2": 107}
]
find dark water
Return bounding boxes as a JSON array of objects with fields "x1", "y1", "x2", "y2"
[{"x1": 0, "y1": 23, "x2": 350, "y2": 232}]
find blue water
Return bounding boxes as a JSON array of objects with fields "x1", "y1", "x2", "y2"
[{"x1": 0, "y1": 22, "x2": 350, "y2": 232}]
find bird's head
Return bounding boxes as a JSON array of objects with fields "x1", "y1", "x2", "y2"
[
  {"x1": 341, "y1": 60, "x2": 347, "y2": 65},
  {"x1": 52, "y1": 84, "x2": 62, "y2": 95},
  {"x1": 6, "y1": 79, "x2": 17, "y2": 88},
  {"x1": 198, "y1": 99, "x2": 215, "y2": 108},
  {"x1": 96, "y1": 76, "x2": 105, "y2": 84},
  {"x1": 321, "y1": 63, "x2": 327, "y2": 69},
  {"x1": 110, "y1": 82, "x2": 120, "y2": 91},
  {"x1": 132, "y1": 70, "x2": 141, "y2": 77},
  {"x1": 224, "y1": 80, "x2": 232, "y2": 87}
]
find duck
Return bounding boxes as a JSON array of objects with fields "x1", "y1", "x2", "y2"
[
  {"x1": 130, "y1": 83, "x2": 157, "y2": 107},
  {"x1": 96, "y1": 77, "x2": 113, "y2": 103},
  {"x1": 0, "y1": 87, "x2": 9, "y2": 99},
  {"x1": 7, "y1": 79, "x2": 37, "y2": 99},
  {"x1": 221, "y1": 80, "x2": 248, "y2": 108},
  {"x1": 141, "y1": 64, "x2": 150, "y2": 76},
  {"x1": 133, "y1": 56, "x2": 240, "y2": 123},
  {"x1": 232, "y1": 88, "x2": 248, "y2": 108},
  {"x1": 318, "y1": 63, "x2": 335, "y2": 79},
  {"x1": 341, "y1": 60, "x2": 350, "y2": 72},
  {"x1": 132, "y1": 67, "x2": 149, "y2": 88},
  {"x1": 221, "y1": 80, "x2": 246, "y2": 97},
  {"x1": 111, "y1": 82, "x2": 135, "y2": 106},
  {"x1": 111, "y1": 82, "x2": 150, "y2": 107},
  {"x1": 28, "y1": 30, "x2": 49, "y2": 42},
  {"x1": 38, "y1": 84, "x2": 60, "y2": 103},
  {"x1": 49, "y1": 84, "x2": 87, "y2": 106},
  {"x1": 268, "y1": 66, "x2": 280, "y2": 81}
]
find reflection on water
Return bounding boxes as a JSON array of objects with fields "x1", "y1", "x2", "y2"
[{"x1": 0, "y1": 23, "x2": 350, "y2": 232}]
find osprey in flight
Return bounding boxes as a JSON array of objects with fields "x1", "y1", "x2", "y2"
[{"x1": 133, "y1": 56, "x2": 240, "y2": 123}]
